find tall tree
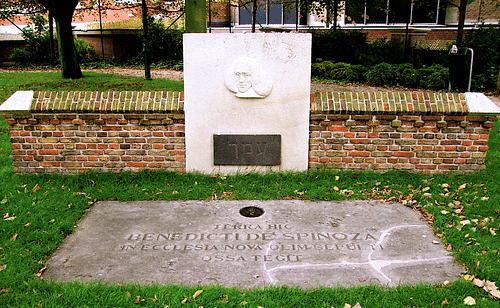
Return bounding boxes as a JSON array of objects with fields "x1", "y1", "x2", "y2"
[
  {"x1": 1, "y1": 0, "x2": 82, "y2": 78},
  {"x1": 39, "y1": 0, "x2": 82, "y2": 79}
]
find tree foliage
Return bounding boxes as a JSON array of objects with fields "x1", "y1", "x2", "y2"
[{"x1": 0, "y1": 0, "x2": 183, "y2": 79}]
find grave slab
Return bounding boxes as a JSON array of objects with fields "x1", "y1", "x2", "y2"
[{"x1": 43, "y1": 200, "x2": 463, "y2": 288}]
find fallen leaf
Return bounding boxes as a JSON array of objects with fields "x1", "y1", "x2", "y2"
[
  {"x1": 441, "y1": 210, "x2": 449, "y2": 215},
  {"x1": 125, "y1": 291, "x2": 131, "y2": 297},
  {"x1": 473, "y1": 278, "x2": 485, "y2": 288},
  {"x1": 240, "y1": 301, "x2": 248, "y2": 305},
  {"x1": 0, "y1": 288, "x2": 7, "y2": 293},
  {"x1": 181, "y1": 298, "x2": 188, "y2": 304},
  {"x1": 442, "y1": 298, "x2": 449, "y2": 305},
  {"x1": 10, "y1": 233, "x2": 18, "y2": 241},
  {"x1": 0, "y1": 264, "x2": 6, "y2": 271},
  {"x1": 463, "y1": 296, "x2": 476, "y2": 305},
  {"x1": 134, "y1": 295, "x2": 145, "y2": 304},
  {"x1": 422, "y1": 186, "x2": 431, "y2": 192},
  {"x1": 353, "y1": 303, "x2": 362, "y2": 308},
  {"x1": 358, "y1": 278, "x2": 367, "y2": 282},
  {"x1": 32, "y1": 184, "x2": 40, "y2": 193},
  {"x1": 463, "y1": 274, "x2": 475, "y2": 282},
  {"x1": 490, "y1": 289, "x2": 500, "y2": 299},
  {"x1": 458, "y1": 183, "x2": 467, "y2": 190},
  {"x1": 490, "y1": 228, "x2": 497, "y2": 236},
  {"x1": 193, "y1": 290, "x2": 203, "y2": 299},
  {"x1": 148, "y1": 295, "x2": 157, "y2": 302},
  {"x1": 0, "y1": 197, "x2": 7, "y2": 204},
  {"x1": 460, "y1": 220, "x2": 471, "y2": 226},
  {"x1": 335, "y1": 175, "x2": 340, "y2": 181},
  {"x1": 35, "y1": 267, "x2": 46, "y2": 277},
  {"x1": 25, "y1": 223, "x2": 31, "y2": 227},
  {"x1": 432, "y1": 240, "x2": 440, "y2": 244},
  {"x1": 484, "y1": 281, "x2": 498, "y2": 292},
  {"x1": 48, "y1": 219, "x2": 55, "y2": 223},
  {"x1": 3, "y1": 213, "x2": 16, "y2": 221},
  {"x1": 343, "y1": 304, "x2": 351, "y2": 308}
]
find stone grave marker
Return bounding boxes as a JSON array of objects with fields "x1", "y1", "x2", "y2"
[
  {"x1": 183, "y1": 33, "x2": 311, "y2": 173},
  {"x1": 43, "y1": 200, "x2": 462, "y2": 288}
]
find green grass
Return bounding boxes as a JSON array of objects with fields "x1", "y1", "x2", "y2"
[
  {"x1": 0, "y1": 72, "x2": 184, "y2": 103},
  {"x1": 0, "y1": 72, "x2": 499, "y2": 307}
]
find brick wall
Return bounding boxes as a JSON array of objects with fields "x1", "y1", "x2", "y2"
[
  {"x1": 3, "y1": 91, "x2": 185, "y2": 173},
  {"x1": 309, "y1": 92, "x2": 496, "y2": 172},
  {"x1": 2, "y1": 90, "x2": 498, "y2": 174}
]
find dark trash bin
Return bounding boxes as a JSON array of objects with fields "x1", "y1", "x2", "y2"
[{"x1": 448, "y1": 45, "x2": 473, "y2": 92}]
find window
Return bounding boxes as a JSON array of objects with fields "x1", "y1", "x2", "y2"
[
  {"x1": 238, "y1": 0, "x2": 303, "y2": 26},
  {"x1": 345, "y1": 0, "x2": 445, "y2": 25}
]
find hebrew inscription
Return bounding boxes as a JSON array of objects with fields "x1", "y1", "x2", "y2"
[
  {"x1": 43, "y1": 200, "x2": 462, "y2": 288},
  {"x1": 214, "y1": 135, "x2": 281, "y2": 166},
  {"x1": 225, "y1": 57, "x2": 273, "y2": 98}
]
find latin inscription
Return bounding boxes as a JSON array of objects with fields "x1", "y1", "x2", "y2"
[
  {"x1": 213, "y1": 135, "x2": 281, "y2": 166},
  {"x1": 120, "y1": 224, "x2": 382, "y2": 264}
]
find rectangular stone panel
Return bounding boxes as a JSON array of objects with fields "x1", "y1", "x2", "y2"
[
  {"x1": 183, "y1": 33, "x2": 311, "y2": 174},
  {"x1": 213, "y1": 134, "x2": 281, "y2": 166},
  {"x1": 43, "y1": 200, "x2": 462, "y2": 288}
]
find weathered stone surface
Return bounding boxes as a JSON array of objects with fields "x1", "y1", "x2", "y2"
[
  {"x1": 183, "y1": 33, "x2": 312, "y2": 173},
  {"x1": 43, "y1": 200, "x2": 462, "y2": 288}
]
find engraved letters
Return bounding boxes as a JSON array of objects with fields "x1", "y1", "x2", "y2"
[{"x1": 120, "y1": 224, "x2": 382, "y2": 263}]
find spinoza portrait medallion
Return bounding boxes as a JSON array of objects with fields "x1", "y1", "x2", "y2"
[{"x1": 225, "y1": 57, "x2": 273, "y2": 99}]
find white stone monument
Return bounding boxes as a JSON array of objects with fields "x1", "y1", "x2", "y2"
[{"x1": 183, "y1": 33, "x2": 312, "y2": 173}]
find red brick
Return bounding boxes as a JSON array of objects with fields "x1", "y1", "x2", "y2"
[
  {"x1": 328, "y1": 126, "x2": 348, "y2": 132},
  {"x1": 41, "y1": 161, "x2": 61, "y2": 167},
  {"x1": 39, "y1": 150, "x2": 59, "y2": 155},
  {"x1": 349, "y1": 151, "x2": 370, "y2": 157},
  {"x1": 394, "y1": 152, "x2": 414, "y2": 157},
  {"x1": 127, "y1": 162, "x2": 147, "y2": 167}
]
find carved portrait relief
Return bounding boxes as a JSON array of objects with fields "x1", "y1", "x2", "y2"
[{"x1": 225, "y1": 57, "x2": 273, "y2": 99}]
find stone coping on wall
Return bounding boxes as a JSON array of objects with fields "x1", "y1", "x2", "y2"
[
  {"x1": 2, "y1": 90, "x2": 500, "y2": 116},
  {"x1": 0, "y1": 91, "x2": 184, "y2": 114}
]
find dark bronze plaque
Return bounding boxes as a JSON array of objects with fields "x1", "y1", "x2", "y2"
[{"x1": 214, "y1": 134, "x2": 281, "y2": 166}]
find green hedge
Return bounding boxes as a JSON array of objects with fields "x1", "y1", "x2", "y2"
[{"x1": 312, "y1": 61, "x2": 449, "y2": 90}]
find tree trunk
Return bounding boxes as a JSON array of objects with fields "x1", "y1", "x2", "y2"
[
  {"x1": 251, "y1": 0, "x2": 257, "y2": 33},
  {"x1": 333, "y1": 0, "x2": 338, "y2": 31},
  {"x1": 142, "y1": 0, "x2": 151, "y2": 80},
  {"x1": 456, "y1": 0, "x2": 468, "y2": 45},
  {"x1": 185, "y1": 0, "x2": 207, "y2": 33},
  {"x1": 39, "y1": 0, "x2": 82, "y2": 79},
  {"x1": 495, "y1": 68, "x2": 500, "y2": 96},
  {"x1": 54, "y1": 12, "x2": 82, "y2": 79},
  {"x1": 49, "y1": 10, "x2": 55, "y2": 62}
]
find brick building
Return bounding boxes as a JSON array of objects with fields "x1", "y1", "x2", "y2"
[{"x1": 0, "y1": 0, "x2": 499, "y2": 61}]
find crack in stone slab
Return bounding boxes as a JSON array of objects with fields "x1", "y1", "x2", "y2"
[{"x1": 264, "y1": 224, "x2": 455, "y2": 286}]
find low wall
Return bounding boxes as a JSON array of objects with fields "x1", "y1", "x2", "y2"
[{"x1": 1, "y1": 90, "x2": 499, "y2": 174}]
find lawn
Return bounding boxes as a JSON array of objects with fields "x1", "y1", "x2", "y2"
[{"x1": 0, "y1": 72, "x2": 499, "y2": 307}]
